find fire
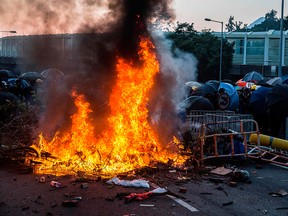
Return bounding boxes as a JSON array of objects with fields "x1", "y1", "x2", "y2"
[{"x1": 32, "y1": 37, "x2": 186, "y2": 176}]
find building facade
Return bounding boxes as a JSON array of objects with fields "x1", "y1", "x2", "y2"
[{"x1": 214, "y1": 30, "x2": 288, "y2": 79}]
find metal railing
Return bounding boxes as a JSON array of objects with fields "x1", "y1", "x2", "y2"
[
  {"x1": 199, "y1": 119, "x2": 260, "y2": 161},
  {"x1": 180, "y1": 110, "x2": 260, "y2": 162}
]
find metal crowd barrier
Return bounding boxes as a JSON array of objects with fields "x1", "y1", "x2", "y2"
[
  {"x1": 183, "y1": 110, "x2": 260, "y2": 161},
  {"x1": 199, "y1": 119, "x2": 260, "y2": 161}
]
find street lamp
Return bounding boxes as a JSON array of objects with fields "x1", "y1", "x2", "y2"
[
  {"x1": 279, "y1": 0, "x2": 284, "y2": 77},
  {"x1": 0, "y1": 31, "x2": 17, "y2": 33},
  {"x1": 205, "y1": 18, "x2": 223, "y2": 81}
]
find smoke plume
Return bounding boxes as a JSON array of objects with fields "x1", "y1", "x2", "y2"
[{"x1": 1, "y1": 0, "x2": 198, "y2": 143}]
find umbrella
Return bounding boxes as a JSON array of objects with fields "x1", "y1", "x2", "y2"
[
  {"x1": 242, "y1": 71, "x2": 264, "y2": 83},
  {"x1": 41, "y1": 68, "x2": 64, "y2": 80},
  {"x1": 7, "y1": 78, "x2": 30, "y2": 89},
  {"x1": 0, "y1": 69, "x2": 17, "y2": 79},
  {"x1": 261, "y1": 77, "x2": 282, "y2": 86},
  {"x1": 267, "y1": 84, "x2": 288, "y2": 108},
  {"x1": 266, "y1": 84, "x2": 288, "y2": 119},
  {"x1": 281, "y1": 75, "x2": 288, "y2": 84},
  {"x1": 219, "y1": 82, "x2": 239, "y2": 111},
  {"x1": 0, "y1": 91, "x2": 20, "y2": 105},
  {"x1": 185, "y1": 81, "x2": 202, "y2": 97},
  {"x1": 249, "y1": 86, "x2": 272, "y2": 117},
  {"x1": 266, "y1": 84, "x2": 288, "y2": 136},
  {"x1": 20, "y1": 71, "x2": 44, "y2": 81},
  {"x1": 185, "y1": 81, "x2": 202, "y2": 88},
  {"x1": 221, "y1": 79, "x2": 236, "y2": 86},
  {"x1": 195, "y1": 80, "x2": 220, "y2": 97},
  {"x1": 266, "y1": 77, "x2": 282, "y2": 86},
  {"x1": 178, "y1": 96, "x2": 215, "y2": 114}
]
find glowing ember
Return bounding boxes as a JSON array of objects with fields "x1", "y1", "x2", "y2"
[{"x1": 32, "y1": 37, "x2": 186, "y2": 176}]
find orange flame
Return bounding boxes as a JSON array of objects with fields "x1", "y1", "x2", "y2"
[{"x1": 33, "y1": 37, "x2": 186, "y2": 176}]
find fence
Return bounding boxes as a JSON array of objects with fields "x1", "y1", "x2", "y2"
[{"x1": 181, "y1": 110, "x2": 260, "y2": 161}]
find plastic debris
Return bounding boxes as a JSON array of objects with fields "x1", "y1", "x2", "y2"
[
  {"x1": 125, "y1": 192, "x2": 152, "y2": 203},
  {"x1": 50, "y1": 181, "x2": 61, "y2": 188},
  {"x1": 39, "y1": 176, "x2": 45, "y2": 183},
  {"x1": 106, "y1": 177, "x2": 150, "y2": 188}
]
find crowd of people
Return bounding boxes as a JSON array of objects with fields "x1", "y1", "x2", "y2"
[{"x1": 0, "y1": 77, "x2": 44, "y2": 106}]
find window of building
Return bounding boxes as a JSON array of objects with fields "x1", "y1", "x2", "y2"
[
  {"x1": 269, "y1": 39, "x2": 280, "y2": 56},
  {"x1": 228, "y1": 38, "x2": 244, "y2": 54},
  {"x1": 246, "y1": 39, "x2": 264, "y2": 55}
]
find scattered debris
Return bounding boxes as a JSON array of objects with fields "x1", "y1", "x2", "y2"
[
  {"x1": 106, "y1": 177, "x2": 150, "y2": 188},
  {"x1": 228, "y1": 181, "x2": 237, "y2": 187},
  {"x1": 39, "y1": 176, "x2": 45, "y2": 183},
  {"x1": 275, "y1": 207, "x2": 288, "y2": 210},
  {"x1": 140, "y1": 204, "x2": 154, "y2": 207},
  {"x1": 210, "y1": 166, "x2": 233, "y2": 176},
  {"x1": 269, "y1": 189, "x2": 287, "y2": 197},
  {"x1": 80, "y1": 183, "x2": 89, "y2": 189},
  {"x1": 179, "y1": 187, "x2": 187, "y2": 193},
  {"x1": 125, "y1": 192, "x2": 152, "y2": 203},
  {"x1": 222, "y1": 201, "x2": 233, "y2": 206},
  {"x1": 231, "y1": 169, "x2": 250, "y2": 183},
  {"x1": 50, "y1": 180, "x2": 61, "y2": 188},
  {"x1": 62, "y1": 200, "x2": 78, "y2": 207}
]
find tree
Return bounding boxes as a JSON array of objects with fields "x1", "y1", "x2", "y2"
[
  {"x1": 226, "y1": 16, "x2": 246, "y2": 32},
  {"x1": 174, "y1": 22, "x2": 196, "y2": 34},
  {"x1": 250, "y1": 10, "x2": 280, "y2": 31},
  {"x1": 226, "y1": 16, "x2": 235, "y2": 32}
]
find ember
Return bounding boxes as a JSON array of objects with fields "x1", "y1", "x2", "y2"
[{"x1": 31, "y1": 37, "x2": 187, "y2": 177}]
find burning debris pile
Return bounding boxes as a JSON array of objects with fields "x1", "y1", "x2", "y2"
[
  {"x1": 32, "y1": 37, "x2": 187, "y2": 176},
  {"x1": 23, "y1": 0, "x2": 192, "y2": 177}
]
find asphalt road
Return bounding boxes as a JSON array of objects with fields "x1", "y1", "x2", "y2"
[{"x1": 0, "y1": 159, "x2": 287, "y2": 216}]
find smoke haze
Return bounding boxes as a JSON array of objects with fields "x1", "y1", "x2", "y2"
[{"x1": 1, "y1": 0, "x2": 198, "y2": 143}]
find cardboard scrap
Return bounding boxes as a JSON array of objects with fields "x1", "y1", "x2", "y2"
[{"x1": 210, "y1": 167, "x2": 233, "y2": 176}]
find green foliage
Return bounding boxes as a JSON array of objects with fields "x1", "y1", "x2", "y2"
[
  {"x1": 226, "y1": 16, "x2": 245, "y2": 32},
  {"x1": 229, "y1": 9, "x2": 288, "y2": 32},
  {"x1": 251, "y1": 10, "x2": 280, "y2": 31}
]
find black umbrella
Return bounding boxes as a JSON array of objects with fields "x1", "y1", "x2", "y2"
[
  {"x1": 20, "y1": 71, "x2": 44, "y2": 81},
  {"x1": 242, "y1": 71, "x2": 264, "y2": 83},
  {"x1": 266, "y1": 84, "x2": 288, "y2": 118},
  {"x1": 0, "y1": 69, "x2": 17, "y2": 79},
  {"x1": 41, "y1": 68, "x2": 64, "y2": 80},
  {"x1": 266, "y1": 84, "x2": 288, "y2": 137},
  {"x1": 258, "y1": 77, "x2": 282, "y2": 87},
  {"x1": 179, "y1": 96, "x2": 215, "y2": 114},
  {"x1": 249, "y1": 86, "x2": 272, "y2": 117},
  {"x1": 281, "y1": 75, "x2": 288, "y2": 84},
  {"x1": 0, "y1": 92, "x2": 20, "y2": 105},
  {"x1": 195, "y1": 80, "x2": 220, "y2": 97}
]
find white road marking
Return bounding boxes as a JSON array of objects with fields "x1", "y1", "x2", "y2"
[{"x1": 167, "y1": 195, "x2": 199, "y2": 212}]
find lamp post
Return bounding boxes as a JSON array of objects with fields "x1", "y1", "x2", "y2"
[
  {"x1": 279, "y1": 0, "x2": 284, "y2": 77},
  {"x1": 205, "y1": 18, "x2": 223, "y2": 81},
  {"x1": 0, "y1": 31, "x2": 17, "y2": 33}
]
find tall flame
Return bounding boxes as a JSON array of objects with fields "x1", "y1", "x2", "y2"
[{"x1": 33, "y1": 37, "x2": 185, "y2": 176}]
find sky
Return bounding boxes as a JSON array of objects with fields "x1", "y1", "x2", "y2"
[
  {"x1": 0, "y1": 0, "x2": 285, "y2": 35},
  {"x1": 173, "y1": 0, "x2": 284, "y2": 32}
]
